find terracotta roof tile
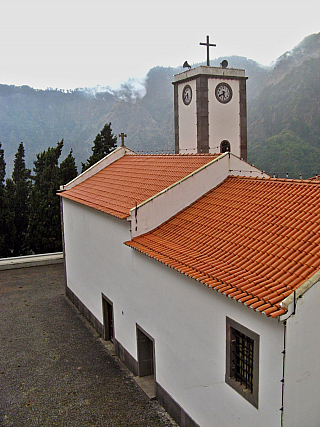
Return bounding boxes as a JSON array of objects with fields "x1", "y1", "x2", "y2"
[
  {"x1": 60, "y1": 154, "x2": 219, "y2": 218},
  {"x1": 126, "y1": 176, "x2": 320, "y2": 318}
]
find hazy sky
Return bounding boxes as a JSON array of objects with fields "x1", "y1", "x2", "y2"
[{"x1": 0, "y1": 0, "x2": 319, "y2": 90}]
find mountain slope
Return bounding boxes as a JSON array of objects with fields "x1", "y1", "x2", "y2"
[
  {"x1": 0, "y1": 86, "x2": 116, "y2": 175},
  {"x1": 0, "y1": 57, "x2": 269, "y2": 175},
  {"x1": 247, "y1": 33, "x2": 320, "y2": 177},
  {"x1": 0, "y1": 34, "x2": 319, "y2": 179}
]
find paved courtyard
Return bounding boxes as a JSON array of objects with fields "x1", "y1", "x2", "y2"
[{"x1": 0, "y1": 264, "x2": 176, "y2": 426}]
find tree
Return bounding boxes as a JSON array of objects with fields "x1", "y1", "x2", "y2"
[
  {"x1": 6, "y1": 143, "x2": 32, "y2": 256},
  {"x1": 4, "y1": 177, "x2": 15, "y2": 254},
  {"x1": 59, "y1": 149, "x2": 78, "y2": 185},
  {"x1": 28, "y1": 140, "x2": 64, "y2": 254},
  {"x1": 81, "y1": 122, "x2": 117, "y2": 172},
  {"x1": 0, "y1": 143, "x2": 12, "y2": 257}
]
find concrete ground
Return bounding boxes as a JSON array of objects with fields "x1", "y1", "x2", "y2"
[{"x1": 0, "y1": 264, "x2": 177, "y2": 427}]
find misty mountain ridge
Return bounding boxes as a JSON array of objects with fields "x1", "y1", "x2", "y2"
[
  {"x1": 0, "y1": 32, "x2": 319, "y2": 178},
  {"x1": 248, "y1": 33, "x2": 320, "y2": 177}
]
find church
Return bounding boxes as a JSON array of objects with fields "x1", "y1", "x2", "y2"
[{"x1": 59, "y1": 46, "x2": 320, "y2": 427}]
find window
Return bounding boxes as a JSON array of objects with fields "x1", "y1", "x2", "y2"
[
  {"x1": 226, "y1": 317, "x2": 259, "y2": 408},
  {"x1": 220, "y1": 140, "x2": 231, "y2": 153}
]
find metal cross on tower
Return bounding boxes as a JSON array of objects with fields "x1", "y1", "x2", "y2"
[
  {"x1": 118, "y1": 133, "x2": 127, "y2": 147},
  {"x1": 199, "y1": 35, "x2": 216, "y2": 66}
]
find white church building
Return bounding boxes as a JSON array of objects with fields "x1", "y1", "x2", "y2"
[{"x1": 59, "y1": 64, "x2": 320, "y2": 427}]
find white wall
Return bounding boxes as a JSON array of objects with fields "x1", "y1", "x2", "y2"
[
  {"x1": 178, "y1": 79, "x2": 197, "y2": 154},
  {"x1": 63, "y1": 198, "x2": 284, "y2": 427},
  {"x1": 208, "y1": 78, "x2": 241, "y2": 157},
  {"x1": 283, "y1": 281, "x2": 320, "y2": 427},
  {"x1": 63, "y1": 199, "x2": 134, "y2": 355},
  {"x1": 130, "y1": 251, "x2": 284, "y2": 427},
  {"x1": 131, "y1": 153, "x2": 229, "y2": 237}
]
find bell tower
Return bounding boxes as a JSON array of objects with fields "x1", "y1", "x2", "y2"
[{"x1": 173, "y1": 40, "x2": 248, "y2": 160}]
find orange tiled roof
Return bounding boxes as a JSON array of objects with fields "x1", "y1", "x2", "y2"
[
  {"x1": 126, "y1": 176, "x2": 320, "y2": 318},
  {"x1": 60, "y1": 154, "x2": 220, "y2": 219}
]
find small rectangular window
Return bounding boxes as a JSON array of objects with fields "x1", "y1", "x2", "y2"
[{"x1": 226, "y1": 317, "x2": 259, "y2": 408}]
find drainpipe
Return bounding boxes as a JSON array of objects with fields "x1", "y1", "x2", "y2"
[
  {"x1": 135, "y1": 202, "x2": 138, "y2": 232},
  {"x1": 280, "y1": 320, "x2": 286, "y2": 427}
]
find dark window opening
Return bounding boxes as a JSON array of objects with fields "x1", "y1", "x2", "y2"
[
  {"x1": 231, "y1": 329, "x2": 254, "y2": 393},
  {"x1": 220, "y1": 140, "x2": 231, "y2": 153},
  {"x1": 226, "y1": 317, "x2": 259, "y2": 408},
  {"x1": 102, "y1": 295, "x2": 114, "y2": 342},
  {"x1": 137, "y1": 326, "x2": 155, "y2": 378}
]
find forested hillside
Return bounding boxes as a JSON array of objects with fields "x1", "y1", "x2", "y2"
[
  {"x1": 0, "y1": 85, "x2": 116, "y2": 175},
  {"x1": 0, "y1": 32, "x2": 319, "y2": 178},
  {"x1": 0, "y1": 57, "x2": 268, "y2": 175},
  {"x1": 248, "y1": 33, "x2": 320, "y2": 177}
]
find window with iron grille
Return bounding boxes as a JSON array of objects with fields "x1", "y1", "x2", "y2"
[{"x1": 226, "y1": 317, "x2": 259, "y2": 408}]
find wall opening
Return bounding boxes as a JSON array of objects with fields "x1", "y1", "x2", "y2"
[
  {"x1": 102, "y1": 295, "x2": 114, "y2": 342},
  {"x1": 220, "y1": 140, "x2": 231, "y2": 153},
  {"x1": 226, "y1": 317, "x2": 259, "y2": 408},
  {"x1": 137, "y1": 325, "x2": 155, "y2": 378}
]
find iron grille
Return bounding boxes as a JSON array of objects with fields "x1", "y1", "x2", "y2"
[{"x1": 231, "y1": 328, "x2": 254, "y2": 393}]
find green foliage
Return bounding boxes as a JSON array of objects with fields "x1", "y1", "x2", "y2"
[
  {"x1": 0, "y1": 85, "x2": 116, "y2": 176},
  {"x1": 0, "y1": 143, "x2": 12, "y2": 257},
  {"x1": 247, "y1": 34, "x2": 320, "y2": 179},
  {"x1": 0, "y1": 143, "x2": 5, "y2": 184},
  {"x1": 0, "y1": 140, "x2": 78, "y2": 257},
  {"x1": 4, "y1": 178, "x2": 16, "y2": 254},
  {"x1": 248, "y1": 131, "x2": 320, "y2": 179},
  {"x1": 6, "y1": 143, "x2": 32, "y2": 255},
  {"x1": 81, "y1": 123, "x2": 117, "y2": 172},
  {"x1": 59, "y1": 149, "x2": 78, "y2": 185},
  {"x1": 28, "y1": 140, "x2": 64, "y2": 254}
]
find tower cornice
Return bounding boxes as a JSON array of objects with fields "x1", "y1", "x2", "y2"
[{"x1": 173, "y1": 66, "x2": 247, "y2": 85}]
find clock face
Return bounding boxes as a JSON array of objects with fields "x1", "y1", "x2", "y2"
[
  {"x1": 215, "y1": 82, "x2": 233, "y2": 104},
  {"x1": 182, "y1": 85, "x2": 192, "y2": 105}
]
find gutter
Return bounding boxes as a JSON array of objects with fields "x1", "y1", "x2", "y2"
[{"x1": 279, "y1": 270, "x2": 320, "y2": 320}]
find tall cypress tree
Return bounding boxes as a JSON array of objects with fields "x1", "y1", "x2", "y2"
[
  {"x1": 4, "y1": 177, "x2": 15, "y2": 254},
  {"x1": 0, "y1": 143, "x2": 12, "y2": 257},
  {"x1": 28, "y1": 140, "x2": 64, "y2": 254},
  {"x1": 81, "y1": 122, "x2": 117, "y2": 172},
  {"x1": 7, "y1": 143, "x2": 32, "y2": 256},
  {"x1": 59, "y1": 149, "x2": 78, "y2": 185}
]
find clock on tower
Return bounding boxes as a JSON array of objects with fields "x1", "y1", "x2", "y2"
[{"x1": 173, "y1": 59, "x2": 247, "y2": 160}]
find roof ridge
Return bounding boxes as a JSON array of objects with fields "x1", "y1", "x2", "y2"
[
  {"x1": 60, "y1": 153, "x2": 221, "y2": 218},
  {"x1": 127, "y1": 153, "x2": 220, "y2": 157},
  {"x1": 229, "y1": 175, "x2": 320, "y2": 185}
]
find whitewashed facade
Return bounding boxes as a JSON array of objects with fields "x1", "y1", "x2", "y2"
[
  {"x1": 62, "y1": 198, "x2": 284, "y2": 427},
  {"x1": 61, "y1": 152, "x2": 320, "y2": 427}
]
